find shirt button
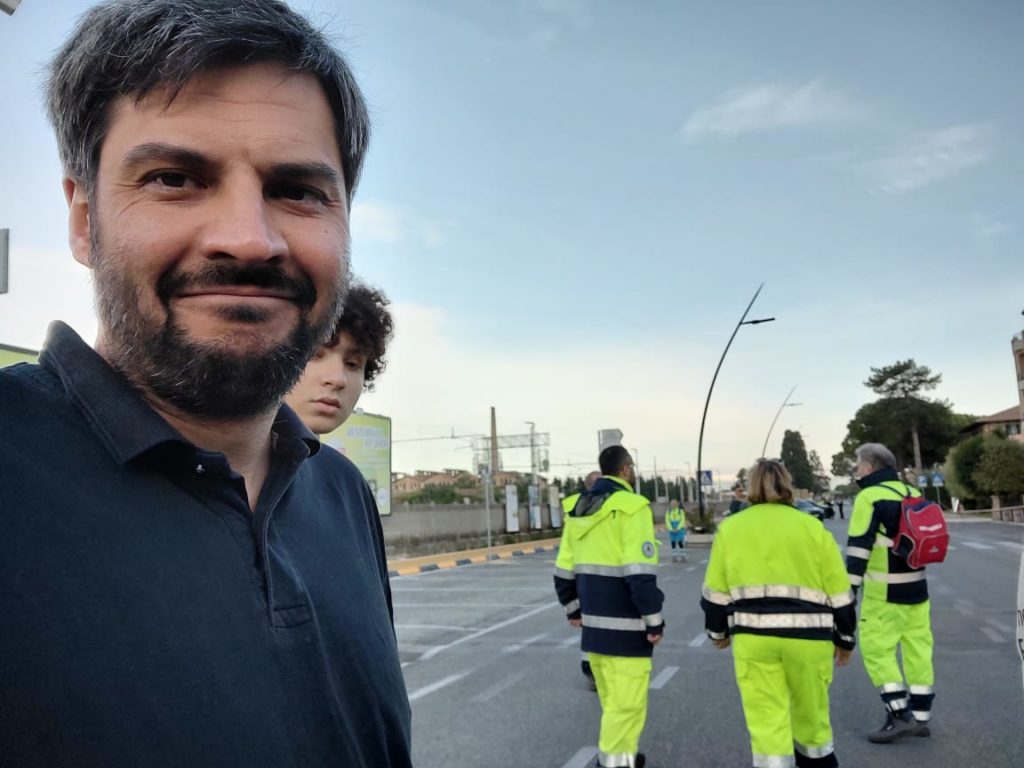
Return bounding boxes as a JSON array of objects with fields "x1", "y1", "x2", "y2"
[{"x1": 195, "y1": 464, "x2": 206, "y2": 474}]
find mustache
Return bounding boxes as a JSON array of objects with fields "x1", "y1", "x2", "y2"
[{"x1": 157, "y1": 263, "x2": 317, "y2": 308}]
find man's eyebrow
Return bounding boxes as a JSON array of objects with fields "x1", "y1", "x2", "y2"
[
  {"x1": 269, "y1": 161, "x2": 343, "y2": 192},
  {"x1": 122, "y1": 142, "x2": 216, "y2": 172}
]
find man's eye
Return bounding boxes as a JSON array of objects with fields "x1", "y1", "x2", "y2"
[
  {"x1": 270, "y1": 183, "x2": 328, "y2": 204},
  {"x1": 147, "y1": 172, "x2": 192, "y2": 189}
]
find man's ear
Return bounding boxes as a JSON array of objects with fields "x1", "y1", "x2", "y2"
[{"x1": 64, "y1": 178, "x2": 93, "y2": 268}]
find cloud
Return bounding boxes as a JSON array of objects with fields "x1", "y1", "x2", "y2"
[
  {"x1": 862, "y1": 123, "x2": 993, "y2": 194},
  {"x1": 351, "y1": 201, "x2": 453, "y2": 249},
  {"x1": 681, "y1": 80, "x2": 859, "y2": 141},
  {"x1": 970, "y1": 212, "x2": 1013, "y2": 238}
]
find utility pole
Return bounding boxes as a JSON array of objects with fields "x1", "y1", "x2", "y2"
[
  {"x1": 490, "y1": 407, "x2": 499, "y2": 475},
  {"x1": 526, "y1": 421, "x2": 537, "y2": 488},
  {"x1": 653, "y1": 456, "x2": 659, "y2": 500}
]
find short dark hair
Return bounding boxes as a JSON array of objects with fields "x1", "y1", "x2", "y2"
[
  {"x1": 325, "y1": 283, "x2": 393, "y2": 389},
  {"x1": 598, "y1": 445, "x2": 632, "y2": 477},
  {"x1": 46, "y1": 0, "x2": 370, "y2": 204}
]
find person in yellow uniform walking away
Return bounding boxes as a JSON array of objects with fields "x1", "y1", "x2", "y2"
[
  {"x1": 702, "y1": 459, "x2": 856, "y2": 768},
  {"x1": 554, "y1": 447, "x2": 665, "y2": 768},
  {"x1": 665, "y1": 499, "x2": 687, "y2": 561}
]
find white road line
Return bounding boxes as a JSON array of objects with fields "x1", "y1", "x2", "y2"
[
  {"x1": 700, "y1": 558, "x2": 709, "y2": 565},
  {"x1": 649, "y1": 666, "x2": 680, "y2": 690},
  {"x1": 934, "y1": 584, "x2": 953, "y2": 596},
  {"x1": 954, "y1": 600, "x2": 974, "y2": 616},
  {"x1": 946, "y1": 544, "x2": 957, "y2": 551},
  {"x1": 503, "y1": 632, "x2": 549, "y2": 654},
  {"x1": 395, "y1": 624, "x2": 483, "y2": 632},
  {"x1": 998, "y1": 541, "x2": 1024, "y2": 551},
  {"x1": 394, "y1": 603, "x2": 539, "y2": 609},
  {"x1": 471, "y1": 671, "x2": 528, "y2": 704},
  {"x1": 685, "y1": 566, "x2": 697, "y2": 572},
  {"x1": 561, "y1": 747, "x2": 599, "y2": 768},
  {"x1": 420, "y1": 602, "x2": 559, "y2": 661},
  {"x1": 407, "y1": 672, "x2": 470, "y2": 702},
  {"x1": 391, "y1": 587, "x2": 548, "y2": 592},
  {"x1": 985, "y1": 618, "x2": 1009, "y2": 633},
  {"x1": 980, "y1": 627, "x2": 1004, "y2": 643},
  {"x1": 963, "y1": 541, "x2": 995, "y2": 550},
  {"x1": 560, "y1": 635, "x2": 580, "y2": 648},
  {"x1": 688, "y1": 633, "x2": 708, "y2": 648}
]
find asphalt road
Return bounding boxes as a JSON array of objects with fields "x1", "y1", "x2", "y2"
[{"x1": 393, "y1": 518, "x2": 1024, "y2": 767}]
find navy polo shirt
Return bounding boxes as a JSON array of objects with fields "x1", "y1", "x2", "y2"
[{"x1": 0, "y1": 323, "x2": 412, "y2": 768}]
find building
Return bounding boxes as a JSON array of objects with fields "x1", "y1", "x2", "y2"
[
  {"x1": 1013, "y1": 331, "x2": 1024, "y2": 434},
  {"x1": 961, "y1": 405, "x2": 1024, "y2": 442}
]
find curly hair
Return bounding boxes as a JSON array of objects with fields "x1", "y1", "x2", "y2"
[{"x1": 325, "y1": 283, "x2": 393, "y2": 389}]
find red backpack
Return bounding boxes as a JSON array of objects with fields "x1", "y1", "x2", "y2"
[{"x1": 881, "y1": 483, "x2": 950, "y2": 568}]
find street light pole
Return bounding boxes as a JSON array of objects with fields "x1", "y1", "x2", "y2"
[
  {"x1": 697, "y1": 283, "x2": 775, "y2": 528},
  {"x1": 761, "y1": 385, "x2": 803, "y2": 458}
]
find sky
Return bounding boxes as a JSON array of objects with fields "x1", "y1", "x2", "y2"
[{"x1": 1, "y1": 0, "x2": 1022, "y2": 483}]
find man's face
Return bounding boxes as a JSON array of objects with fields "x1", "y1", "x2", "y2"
[
  {"x1": 854, "y1": 458, "x2": 873, "y2": 480},
  {"x1": 66, "y1": 62, "x2": 350, "y2": 420},
  {"x1": 284, "y1": 331, "x2": 367, "y2": 435}
]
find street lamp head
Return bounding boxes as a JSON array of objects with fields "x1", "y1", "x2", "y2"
[{"x1": 742, "y1": 317, "x2": 776, "y2": 326}]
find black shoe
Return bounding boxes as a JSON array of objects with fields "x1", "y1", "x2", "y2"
[
  {"x1": 915, "y1": 720, "x2": 931, "y2": 737},
  {"x1": 868, "y1": 712, "x2": 923, "y2": 743}
]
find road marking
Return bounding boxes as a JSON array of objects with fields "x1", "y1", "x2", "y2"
[
  {"x1": 934, "y1": 583, "x2": 953, "y2": 596},
  {"x1": 963, "y1": 541, "x2": 995, "y2": 550},
  {"x1": 998, "y1": 541, "x2": 1024, "y2": 551},
  {"x1": 395, "y1": 624, "x2": 483, "y2": 632},
  {"x1": 649, "y1": 666, "x2": 680, "y2": 690},
  {"x1": 946, "y1": 544, "x2": 957, "y2": 551},
  {"x1": 688, "y1": 633, "x2": 708, "y2": 648},
  {"x1": 980, "y1": 627, "x2": 1004, "y2": 643},
  {"x1": 503, "y1": 632, "x2": 549, "y2": 654},
  {"x1": 561, "y1": 747, "x2": 599, "y2": 768},
  {"x1": 471, "y1": 671, "x2": 528, "y2": 703},
  {"x1": 985, "y1": 618, "x2": 1009, "y2": 633},
  {"x1": 391, "y1": 586, "x2": 547, "y2": 592},
  {"x1": 420, "y1": 602, "x2": 559, "y2": 660},
  {"x1": 700, "y1": 558, "x2": 709, "y2": 565},
  {"x1": 560, "y1": 635, "x2": 580, "y2": 648},
  {"x1": 954, "y1": 600, "x2": 974, "y2": 616},
  {"x1": 407, "y1": 672, "x2": 470, "y2": 702},
  {"x1": 685, "y1": 566, "x2": 697, "y2": 572},
  {"x1": 394, "y1": 603, "x2": 539, "y2": 609}
]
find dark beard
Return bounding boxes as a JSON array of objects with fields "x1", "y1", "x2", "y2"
[{"x1": 92, "y1": 230, "x2": 347, "y2": 422}]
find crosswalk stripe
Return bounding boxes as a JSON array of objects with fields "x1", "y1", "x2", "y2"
[
  {"x1": 561, "y1": 747, "x2": 599, "y2": 768},
  {"x1": 689, "y1": 633, "x2": 708, "y2": 648},
  {"x1": 408, "y1": 672, "x2": 470, "y2": 702},
  {"x1": 963, "y1": 541, "x2": 995, "y2": 550},
  {"x1": 650, "y1": 666, "x2": 680, "y2": 690}
]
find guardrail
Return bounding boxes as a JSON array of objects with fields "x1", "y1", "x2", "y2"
[{"x1": 986, "y1": 506, "x2": 1024, "y2": 523}]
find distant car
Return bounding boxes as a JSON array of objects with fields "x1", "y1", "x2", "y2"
[{"x1": 794, "y1": 499, "x2": 827, "y2": 521}]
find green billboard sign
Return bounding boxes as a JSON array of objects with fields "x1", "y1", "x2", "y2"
[{"x1": 321, "y1": 410, "x2": 392, "y2": 516}]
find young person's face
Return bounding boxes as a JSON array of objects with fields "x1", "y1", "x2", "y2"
[{"x1": 285, "y1": 331, "x2": 367, "y2": 435}]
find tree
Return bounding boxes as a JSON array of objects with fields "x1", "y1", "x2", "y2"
[
  {"x1": 840, "y1": 398, "x2": 962, "y2": 471},
  {"x1": 973, "y1": 435, "x2": 1024, "y2": 501},
  {"x1": 735, "y1": 467, "x2": 748, "y2": 490},
  {"x1": 864, "y1": 360, "x2": 941, "y2": 470},
  {"x1": 944, "y1": 434, "x2": 986, "y2": 503},
  {"x1": 831, "y1": 452, "x2": 856, "y2": 485},
  {"x1": 809, "y1": 451, "x2": 830, "y2": 495},
  {"x1": 781, "y1": 430, "x2": 815, "y2": 491}
]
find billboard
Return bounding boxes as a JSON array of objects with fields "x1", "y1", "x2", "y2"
[
  {"x1": 321, "y1": 410, "x2": 392, "y2": 517},
  {"x1": 0, "y1": 343, "x2": 37, "y2": 368}
]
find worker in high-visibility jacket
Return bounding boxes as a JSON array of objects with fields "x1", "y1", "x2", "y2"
[
  {"x1": 554, "y1": 446, "x2": 664, "y2": 768},
  {"x1": 846, "y1": 442, "x2": 934, "y2": 743},
  {"x1": 702, "y1": 458, "x2": 856, "y2": 768},
  {"x1": 562, "y1": 470, "x2": 603, "y2": 689},
  {"x1": 665, "y1": 499, "x2": 686, "y2": 554}
]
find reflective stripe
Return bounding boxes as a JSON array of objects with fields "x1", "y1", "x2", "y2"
[
  {"x1": 563, "y1": 599, "x2": 580, "y2": 615},
  {"x1": 731, "y1": 612, "x2": 832, "y2": 630},
  {"x1": 554, "y1": 568, "x2": 575, "y2": 580},
  {"x1": 829, "y1": 590, "x2": 855, "y2": 609},
  {"x1": 752, "y1": 755, "x2": 795, "y2": 768},
  {"x1": 880, "y1": 683, "x2": 907, "y2": 694},
  {"x1": 911, "y1": 710, "x2": 932, "y2": 722},
  {"x1": 598, "y1": 750, "x2": 637, "y2": 767},
  {"x1": 865, "y1": 570, "x2": 925, "y2": 584},
  {"x1": 623, "y1": 562, "x2": 657, "y2": 576},
  {"x1": 835, "y1": 632, "x2": 855, "y2": 644},
  {"x1": 707, "y1": 629, "x2": 727, "y2": 640},
  {"x1": 909, "y1": 685, "x2": 934, "y2": 695},
  {"x1": 887, "y1": 699, "x2": 908, "y2": 711},
  {"x1": 701, "y1": 586, "x2": 732, "y2": 606},
  {"x1": 730, "y1": 584, "x2": 828, "y2": 606},
  {"x1": 794, "y1": 741, "x2": 834, "y2": 758},
  {"x1": 642, "y1": 612, "x2": 663, "y2": 627},
  {"x1": 582, "y1": 614, "x2": 646, "y2": 632},
  {"x1": 876, "y1": 533, "x2": 894, "y2": 548},
  {"x1": 846, "y1": 546, "x2": 872, "y2": 560},
  {"x1": 574, "y1": 563, "x2": 656, "y2": 578},
  {"x1": 849, "y1": 574, "x2": 864, "y2": 586}
]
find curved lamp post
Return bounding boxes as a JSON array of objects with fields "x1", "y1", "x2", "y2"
[
  {"x1": 696, "y1": 283, "x2": 775, "y2": 527},
  {"x1": 761, "y1": 385, "x2": 803, "y2": 458}
]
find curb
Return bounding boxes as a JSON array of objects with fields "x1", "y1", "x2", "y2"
[{"x1": 388, "y1": 540, "x2": 561, "y2": 577}]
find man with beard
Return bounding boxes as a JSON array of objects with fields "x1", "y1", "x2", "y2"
[{"x1": 0, "y1": 2, "x2": 411, "y2": 767}]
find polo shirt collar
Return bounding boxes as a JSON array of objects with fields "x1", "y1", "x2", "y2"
[{"x1": 39, "y1": 321, "x2": 320, "y2": 465}]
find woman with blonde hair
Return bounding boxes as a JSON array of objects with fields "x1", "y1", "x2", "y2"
[{"x1": 701, "y1": 459, "x2": 857, "y2": 768}]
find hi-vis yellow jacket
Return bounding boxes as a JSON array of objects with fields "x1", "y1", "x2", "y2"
[
  {"x1": 701, "y1": 502, "x2": 857, "y2": 649},
  {"x1": 554, "y1": 476, "x2": 664, "y2": 657}
]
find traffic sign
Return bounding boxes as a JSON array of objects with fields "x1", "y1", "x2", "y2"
[
  {"x1": 700, "y1": 470, "x2": 713, "y2": 486},
  {"x1": 932, "y1": 472, "x2": 944, "y2": 488}
]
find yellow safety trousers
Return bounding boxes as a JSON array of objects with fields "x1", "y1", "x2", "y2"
[
  {"x1": 733, "y1": 635, "x2": 834, "y2": 767},
  {"x1": 859, "y1": 598, "x2": 934, "y2": 689},
  {"x1": 588, "y1": 653, "x2": 652, "y2": 767}
]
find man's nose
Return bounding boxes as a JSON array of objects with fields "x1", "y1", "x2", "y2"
[{"x1": 199, "y1": 178, "x2": 287, "y2": 263}]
